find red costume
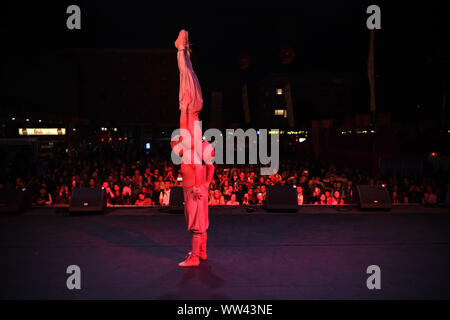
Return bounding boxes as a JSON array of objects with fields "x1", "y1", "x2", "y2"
[{"x1": 174, "y1": 30, "x2": 215, "y2": 267}]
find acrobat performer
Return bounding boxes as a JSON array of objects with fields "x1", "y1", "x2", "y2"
[{"x1": 173, "y1": 30, "x2": 215, "y2": 267}]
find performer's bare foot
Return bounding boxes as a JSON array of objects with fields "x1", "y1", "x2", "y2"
[{"x1": 178, "y1": 252, "x2": 200, "y2": 267}]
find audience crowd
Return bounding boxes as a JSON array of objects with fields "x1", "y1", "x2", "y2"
[{"x1": 3, "y1": 143, "x2": 450, "y2": 207}]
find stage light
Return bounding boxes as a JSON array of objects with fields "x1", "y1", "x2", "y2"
[
  {"x1": 276, "y1": 88, "x2": 283, "y2": 95},
  {"x1": 101, "y1": 138, "x2": 105, "y2": 142},
  {"x1": 118, "y1": 137, "x2": 122, "y2": 141},
  {"x1": 38, "y1": 120, "x2": 42, "y2": 123},
  {"x1": 145, "y1": 142, "x2": 151, "y2": 150},
  {"x1": 299, "y1": 138, "x2": 306, "y2": 143},
  {"x1": 26, "y1": 118, "x2": 30, "y2": 122},
  {"x1": 430, "y1": 152, "x2": 438, "y2": 158},
  {"x1": 11, "y1": 117, "x2": 15, "y2": 121}
]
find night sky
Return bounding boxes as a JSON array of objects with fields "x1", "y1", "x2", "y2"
[{"x1": 3, "y1": 0, "x2": 449, "y2": 121}]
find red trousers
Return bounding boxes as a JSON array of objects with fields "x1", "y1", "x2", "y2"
[{"x1": 183, "y1": 184, "x2": 209, "y2": 234}]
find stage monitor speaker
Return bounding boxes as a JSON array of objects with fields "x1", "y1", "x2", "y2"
[
  {"x1": 265, "y1": 185, "x2": 298, "y2": 212},
  {"x1": 168, "y1": 186, "x2": 184, "y2": 213},
  {"x1": 356, "y1": 185, "x2": 392, "y2": 210},
  {"x1": 69, "y1": 187, "x2": 106, "y2": 213},
  {"x1": 0, "y1": 188, "x2": 31, "y2": 213}
]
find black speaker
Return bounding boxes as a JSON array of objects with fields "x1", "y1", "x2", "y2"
[
  {"x1": 169, "y1": 186, "x2": 184, "y2": 213},
  {"x1": 0, "y1": 188, "x2": 31, "y2": 213},
  {"x1": 265, "y1": 185, "x2": 298, "y2": 212},
  {"x1": 356, "y1": 185, "x2": 392, "y2": 210},
  {"x1": 69, "y1": 187, "x2": 106, "y2": 213}
]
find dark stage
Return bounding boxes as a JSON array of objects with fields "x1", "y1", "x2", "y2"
[{"x1": 1, "y1": 206, "x2": 450, "y2": 299}]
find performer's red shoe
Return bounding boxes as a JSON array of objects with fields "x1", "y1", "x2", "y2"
[{"x1": 178, "y1": 252, "x2": 200, "y2": 267}]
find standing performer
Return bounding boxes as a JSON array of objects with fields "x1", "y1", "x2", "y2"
[{"x1": 173, "y1": 30, "x2": 215, "y2": 267}]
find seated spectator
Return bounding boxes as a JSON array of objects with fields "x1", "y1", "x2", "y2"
[
  {"x1": 325, "y1": 190, "x2": 336, "y2": 205},
  {"x1": 319, "y1": 193, "x2": 327, "y2": 205},
  {"x1": 122, "y1": 185, "x2": 132, "y2": 205},
  {"x1": 102, "y1": 182, "x2": 116, "y2": 205},
  {"x1": 209, "y1": 189, "x2": 225, "y2": 206},
  {"x1": 401, "y1": 191, "x2": 409, "y2": 204},
  {"x1": 333, "y1": 190, "x2": 344, "y2": 205},
  {"x1": 110, "y1": 184, "x2": 123, "y2": 205},
  {"x1": 422, "y1": 186, "x2": 438, "y2": 205},
  {"x1": 297, "y1": 186, "x2": 304, "y2": 205},
  {"x1": 223, "y1": 185, "x2": 233, "y2": 202},
  {"x1": 310, "y1": 187, "x2": 321, "y2": 204},
  {"x1": 226, "y1": 194, "x2": 240, "y2": 205},
  {"x1": 35, "y1": 186, "x2": 52, "y2": 206},
  {"x1": 409, "y1": 185, "x2": 423, "y2": 203},
  {"x1": 247, "y1": 188, "x2": 257, "y2": 204},
  {"x1": 142, "y1": 186, "x2": 152, "y2": 200},
  {"x1": 343, "y1": 180, "x2": 355, "y2": 204},
  {"x1": 159, "y1": 181, "x2": 171, "y2": 206},
  {"x1": 242, "y1": 193, "x2": 250, "y2": 206},
  {"x1": 260, "y1": 185, "x2": 267, "y2": 201},
  {"x1": 391, "y1": 185, "x2": 401, "y2": 204},
  {"x1": 88, "y1": 178, "x2": 97, "y2": 188},
  {"x1": 135, "y1": 193, "x2": 152, "y2": 206},
  {"x1": 256, "y1": 191, "x2": 264, "y2": 205},
  {"x1": 174, "y1": 173, "x2": 183, "y2": 187},
  {"x1": 55, "y1": 184, "x2": 70, "y2": 204},
  {"x1": 152, "y1": 181, "x2": 162, "y2": 205}
]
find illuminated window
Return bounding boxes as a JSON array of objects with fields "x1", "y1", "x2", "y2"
[
  {"x1": 276, "y1": 88, "x2": 283, "y2": 95},
  {"x1": 274, "y1": 109, "x2": 287, "y2": 116}
]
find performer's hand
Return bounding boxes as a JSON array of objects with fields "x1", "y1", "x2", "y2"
[{"x1": 192, "y1": 186, "x2": 202, "y2": 200}]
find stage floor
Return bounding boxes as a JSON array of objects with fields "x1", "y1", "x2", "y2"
[{"x1": 1, "y1": 207, "x2": 450, "y2": 299}]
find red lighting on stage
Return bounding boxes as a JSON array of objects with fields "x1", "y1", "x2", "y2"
[
  {"x1": 100, "y1": 138, "x2": 105, "y2": 142},
  {"x1": 108, "y1": 138, "x2": 112, "y2": 142},
  {"x1": 124, "y1": 137, "x2": 128, "y2": 141},
  {"x1": 118, "y1": 137, "x2": 122, "y2": 141},
  {"x1": 430, "y1": 152, "x2": 438, "y2": 158}
]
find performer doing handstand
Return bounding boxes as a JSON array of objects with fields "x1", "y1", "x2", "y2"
[{"x1": 173, "y1": 30, "x2": 215, "y2": 267}]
